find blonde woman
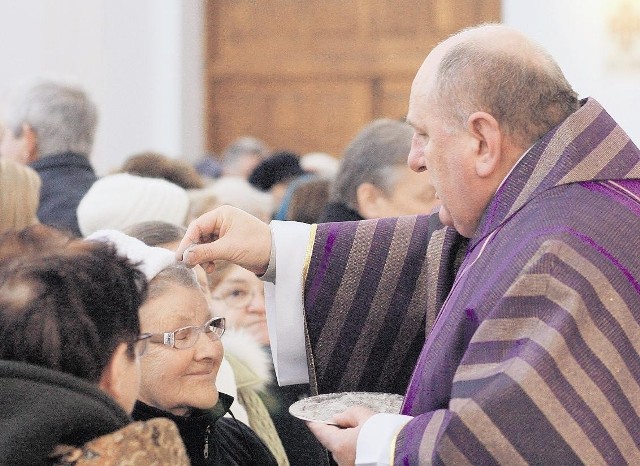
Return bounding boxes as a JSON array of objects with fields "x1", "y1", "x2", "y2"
[{"x1": 0, "y1": 158, "x2": 41, "y2": 232}]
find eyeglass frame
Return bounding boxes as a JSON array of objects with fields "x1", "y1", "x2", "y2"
[
  {"x1": 146, "y1": 316, "x2": 226, "y2": 350},
  {"x1": 134, "y1": 332, "x2": 153, "y2": 357}
]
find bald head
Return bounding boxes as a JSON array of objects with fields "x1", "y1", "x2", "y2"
[{"x1": 413, "y1": 23, "x2": 579, "y2": 149}]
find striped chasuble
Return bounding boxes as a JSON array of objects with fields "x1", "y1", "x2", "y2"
[{"x1": 301, "y1": 98, "x2": 640, "y2": 464}]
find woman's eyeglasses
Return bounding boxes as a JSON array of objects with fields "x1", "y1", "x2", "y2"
[
  {"x1": 134, "y1": 333, "x2": 152, "y2": 357},
  {"x1": 146, "y1": 316, "x2": 226, "y2": 350}
]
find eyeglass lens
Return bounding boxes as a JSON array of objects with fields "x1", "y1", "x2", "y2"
[
  {"x1": 173, "y1": 317, "x2": 225, "y2": 349},
  {"x1": 135, "y1": 333, "x2": 152, "y2": 357}
]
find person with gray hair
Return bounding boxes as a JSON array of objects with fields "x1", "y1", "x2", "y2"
[
  {"x1": 322, "y1": 118, "x2": 439, "y2": 222},
  {"x1": 0, "y1": 77, "x2": 98, "y2": 236},
  {"x1": 222, "y1": 136, "x2": 270, "y2": 179}
]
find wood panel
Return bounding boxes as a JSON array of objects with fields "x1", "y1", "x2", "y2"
[{"x1": 204, "y1": 0, "x2": 501, "y2": 157}]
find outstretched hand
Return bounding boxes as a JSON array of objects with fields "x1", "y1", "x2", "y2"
[
  {"x1": 307, "y1": 406, "x2": 376, "y2": 466},
  {"x1": 175, "y1": 205, "x2": 272, "y2": 274}
]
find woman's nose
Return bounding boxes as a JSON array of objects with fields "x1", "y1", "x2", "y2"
[
  {"x1": 193, "y1": 331, "x2": 222, "y2": 360},
  {"x1": 246, "y1": 288, "x2": 266, "y2": 313}
]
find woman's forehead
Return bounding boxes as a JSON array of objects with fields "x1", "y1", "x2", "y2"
[
  {"x1": 218, "y1": 265, "x2": 260, "y2": 284},
  {"x1": 141, "y1": 285, "x2": 210, "y2": 329}
]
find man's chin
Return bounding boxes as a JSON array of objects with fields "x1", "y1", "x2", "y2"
[
  {"x1": 438, "y1": 206, "x2": 455, "y2": 228},
  {"x1": 438, "y1": 207, "x2": 474, "y2": 238}
]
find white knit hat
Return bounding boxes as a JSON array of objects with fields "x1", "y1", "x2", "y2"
[
  {"x1": 77, "y1": 173, "x2": 190, "y2": 237},
  {"x1": 86, "y1": 229, "x2": 176, "y2": 281}
]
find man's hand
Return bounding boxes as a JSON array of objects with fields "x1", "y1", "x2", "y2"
[
  {"x1": 307, "y1": 406, "x2": 376, "y2": 466},
  {"x1": 175, "y1": 205, "x2": 272, "y2": 274}
]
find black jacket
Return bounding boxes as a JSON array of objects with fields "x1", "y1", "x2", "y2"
[
  {"x1": 0, "y1": 360, "x2": 131, "y2": 466},
  {"x1": 30, "y1": 152, "x2": 97, "y2": 237},
  {"x1": 319, "y1": 202, "x2": 364, "y2": 223},
  {"x1": 133, "y1": 393, "x2": 277, "y2": 466}
]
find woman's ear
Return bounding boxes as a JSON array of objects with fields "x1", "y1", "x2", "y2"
[
  {"x1": 98, "y1": 342, "x2": 138, "y2": 413},
  {"x1": 356, "y1": 182, "x2": 385, "y2": 219},
  {"x1": 466, "y1": 111, "x2": 502, "y2": 179}
]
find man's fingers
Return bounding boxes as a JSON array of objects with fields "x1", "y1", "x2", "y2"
[
  {"x1": 306, "y1": 422, "x2": 340, "y2": 449},
  {"x1": 307, "y1": 420, "x2": 358, "y2": 466}
]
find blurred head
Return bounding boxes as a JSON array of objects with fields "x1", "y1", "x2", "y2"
[
  {"x1": 222, "y1": 136, "x2": 270, "y2": 178},
  {"x1": 0, "y1": 226, "x2": 148, "y2": 413},
  {"x1": 124, "y1": 220, "x2": 212, "y2": 304},
  {"x1": 137, "y1": 264, "x2": 224, "y2": 415},
  {"x1": 406, "y1": 24, "x2": 578, "y2": 237},
  {"x1": 249, "y1": 150, "x2": 307, "y2": 212},
  {"x1": 300, "y1": 152, "x2": 339, "y2": 178},
  {"x1": 209, "y1": 262, "x2": 269, "y2": 346},
  {"x1": 0, "y1": 77, "x2": 98, "y2": 163},
  {"x1": 121, "y1": 151, "x2": 205, "y2": 190},
  {"x1": 187, "y1": 177, "x2": 274, "y2": 224},
  {"x1": 77, "y1": 173, "x2": 190, "y2": 237},
  {"x1": 332, "y1": 118, "x2": 439, "y2": 219},
  {"x1": 0, "y1": 158, "x2": 41, "y2": 232},
  {"x1": 285, "y1": 176, "x2": 331, "y2": 223}
]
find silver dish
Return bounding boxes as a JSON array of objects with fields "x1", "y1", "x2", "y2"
[{"x1": 289, "y1": 391, "x2": 404, "y2": 425}]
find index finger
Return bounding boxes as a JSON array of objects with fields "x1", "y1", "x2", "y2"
[{"x1": 306, "y1": 420, "x2": 342, "y2": 446}]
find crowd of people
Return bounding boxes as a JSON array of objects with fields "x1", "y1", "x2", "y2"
[{"x1": 0, "y1": 22, "x2": 639, "y2": 466}]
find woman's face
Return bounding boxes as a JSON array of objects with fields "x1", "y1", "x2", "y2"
[
  {"x1": 210, "y1": 265, "x2": 269, "y2": 345},
  {"x1": 138, "y1": 283, "x2": 223, "y2": 415}
]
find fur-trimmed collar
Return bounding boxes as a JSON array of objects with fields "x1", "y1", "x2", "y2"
[{"x1": 222, "y1": 329, "x2": 272, "y2": 392}]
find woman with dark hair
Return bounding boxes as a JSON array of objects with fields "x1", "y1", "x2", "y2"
[{"x1": 0, "y1": 225, "x2": 188, "y2": 465}]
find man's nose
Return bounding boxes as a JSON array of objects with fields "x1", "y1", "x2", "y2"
[{"x1": 408, "y1": 137, "x2": 427, "y2": 172}]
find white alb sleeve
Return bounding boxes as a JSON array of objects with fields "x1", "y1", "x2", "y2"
[
  {"x1": 264, "y1": 220, "x2": 313, "y2": 386},
  {"x1": 356, "y1": 413, "x2": 413, "y2": 466}
]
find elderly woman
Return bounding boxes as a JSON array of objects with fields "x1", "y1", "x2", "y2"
[
  {"x1": 93, "y1": 229, "x2": 277, "y2": 465},
  {"x1": 124, "y1": 220, "x2": 288, "y2": 465},
  {"x1": 0, "y1": 225, "x2": 188, "y2": 465}
]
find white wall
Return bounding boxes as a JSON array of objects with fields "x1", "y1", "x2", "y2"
[
  {"x1": 503, "y1": 0, "x2": 640, "y2": 145},
  {"x1": 0, "y1": 1, "x2": 637, "y2": 177},
  {"x1": 0, "y1": 0, "x2": 204, "y2": 175}
]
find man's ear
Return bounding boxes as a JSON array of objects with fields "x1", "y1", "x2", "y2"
[
  {"x1": 21, "y1": 123, "x2": 38, "y2": 163},
  {"x1": 466, "y1": 111, "x2": 502, "y2": 178},
  {"x1": 98, "y1": 342, "x2": 134, "y2": 409},
  {"x1": 356, "y1": 182, "x2": 385, "y2": 219}
]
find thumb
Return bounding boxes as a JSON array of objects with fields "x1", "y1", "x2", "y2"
[
  {"x1": 332, "y1": 406, "x2": 376, "y2": 428},
  {"x1": 180, "y1": 240, "x2": 225, "y2": 273}
]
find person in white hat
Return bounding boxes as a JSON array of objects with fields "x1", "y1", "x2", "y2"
[{"x1": 77, "y1": 172, "x2": 190, "y2": 237}]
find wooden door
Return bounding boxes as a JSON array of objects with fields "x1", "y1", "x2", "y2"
[{"x1": 204, "y1": 0, "x2": 501, "y2": 157}]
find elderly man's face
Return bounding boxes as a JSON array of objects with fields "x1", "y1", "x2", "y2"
[{"x1": 138, "y1": 283, "x2": 223, "y2": 415}]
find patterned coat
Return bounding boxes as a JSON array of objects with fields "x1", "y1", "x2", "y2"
[
  {"x1": 51, "y1": 419, "x2": 189, "y2": 465},
  {"x1": 302, "y1": 98, "x2": 640, "y2": 464}
]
